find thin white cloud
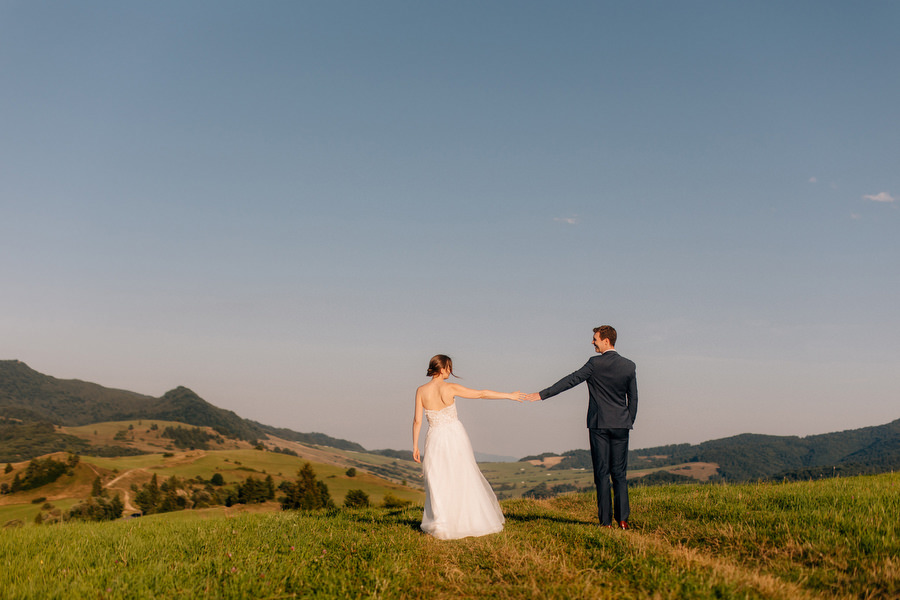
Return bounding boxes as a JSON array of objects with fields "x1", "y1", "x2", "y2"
[
  {"x1": 553, "y1": 216, "x2": 578, "y2": 225},
  {"x1": 809, "y1": 177, "x2": 817, "y2": 183},
  {"x1": 863, "y1": 192, "x2": 895, "y2": 203}
]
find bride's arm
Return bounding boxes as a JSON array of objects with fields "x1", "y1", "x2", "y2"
[
  {"x1": 449, "y1": 383, "x2": 522, "y2": 402},
  {"x1": 412, "y1": 391, "x2": 424, "y2": 462}
]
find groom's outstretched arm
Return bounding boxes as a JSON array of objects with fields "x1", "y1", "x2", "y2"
[{"x1": 535, "y1": 361, "x2": 594, "y2": 401}]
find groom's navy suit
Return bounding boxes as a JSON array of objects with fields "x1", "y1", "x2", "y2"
[{"x1": 539, "y1": 350, "x2": 637, "y2": 525}]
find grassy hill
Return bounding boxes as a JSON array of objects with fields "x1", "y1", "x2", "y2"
[
  {"x1": 5, "y1": 358, "x2": 897, "y2": 495},
  {"x1": 1, "y1": 473, "x2": 896, "y2": 599},
  {"x1": 517, "y1": 417, "x2": 900, "y2": 485},
  {"x1": 0, "y1": 360, "x2": 363, "y2": 451},
  {"x1": 628, "y1": 418, "x2": 900, "y2": 481},
  {"x1": 0, "y1": 435, "x2": 423, "y2": 525}
]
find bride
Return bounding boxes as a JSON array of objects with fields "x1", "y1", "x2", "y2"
[{"x1": 412, "y1": 354, "x2": 521, "y2": 540}]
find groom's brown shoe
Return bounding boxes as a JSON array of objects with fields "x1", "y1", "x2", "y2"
[{"x1": 618, "y1": 521, "x2": 629, "y2": 530}]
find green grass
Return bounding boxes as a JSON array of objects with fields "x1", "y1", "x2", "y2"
[
  {"x1": 1, "y1": 472, "x2": 897, "y2": 598},
  {"x1": 1, "y1": 448, "x2": 424, "y2": 511}
]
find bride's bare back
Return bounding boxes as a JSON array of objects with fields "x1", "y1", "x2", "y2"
[
  {"x1": 411, "y1": 360, "x2": 522, "y2": 463},
  {"x1": 417, "y1": 379, "x2": 461, "y2": 411}
]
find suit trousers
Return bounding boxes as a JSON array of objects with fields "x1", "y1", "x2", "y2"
[{"x1": 589, "y1": 427, "x2": 630, "y2": 525}]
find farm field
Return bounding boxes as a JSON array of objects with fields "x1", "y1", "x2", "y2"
[{"x1": 1, "y1": 472, "x2": 896, "y2": 599}]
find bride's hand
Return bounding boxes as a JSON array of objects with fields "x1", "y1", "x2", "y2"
[{"x1": 413, "y1": 448, "x2": 421, "y2": 463}]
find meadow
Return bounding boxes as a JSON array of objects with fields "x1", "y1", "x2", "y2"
[
  {"x1": 0, "y1": 420, "x2": 424, "y2": 524},
  {"x1": 1, "y1": 472, "x2": 896, "y2": 599}
]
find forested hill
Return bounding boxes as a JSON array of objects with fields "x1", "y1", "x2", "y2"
[
  {"x1": 521, "y1": 417, "x2": 900, "y2": 482},
  {"x1": 631, "y1": 418, "x2": 900, "y2": 480},
  {"x1": 0, "y1": 360, "x2": 363, "y2": 455}
]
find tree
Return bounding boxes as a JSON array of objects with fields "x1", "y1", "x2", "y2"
[
  {"x1": 210, "y1": 472, "x2": 225, "y2": 486},
  {"x1": 237, "y1": 476, "x2": 269, "y2": 504},
  {"x1": 4, "y1": 463, "x2": 12, "y2": 474},
  {"x1": 134, "y1": 473, "x2": 161, "y2": 514},
  {"x1": 159, "y1": 475, "x2": 184, "y2": 512},
  {"x1": 343, "y1": 489, "x2": 369, "y2": 508},
  {"x1": 66, "y1": 494, "x2": 124, "y2": 522},
  {"x1": 345, "y1": 468, "x2": 357, "y2": 478},
  {"x1": 91, "y1": 476, "x2": 104, "y2": 497},
  {"x1": 279, "y1": 463, "x2": 334, "y2": 510},
  {"x1": 523, "y1": 482, "x2": 552, "y2": 499}
]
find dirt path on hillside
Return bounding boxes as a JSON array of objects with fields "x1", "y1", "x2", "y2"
[{"x1": 105, "y1": 468, "x2": 150, "y2": 514}]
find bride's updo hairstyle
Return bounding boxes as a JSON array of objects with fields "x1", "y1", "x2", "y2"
[{"x1": 427, "y1": 354, "x2": 455, "y2": 378}]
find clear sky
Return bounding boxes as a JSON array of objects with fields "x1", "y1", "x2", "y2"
[{"x1": 2, "y1": 1, "x2": 898, "y2": 458}]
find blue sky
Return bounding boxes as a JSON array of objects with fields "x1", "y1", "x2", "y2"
[{"x1": 2, "y1": 2, "x2": 898, "y2": 458}]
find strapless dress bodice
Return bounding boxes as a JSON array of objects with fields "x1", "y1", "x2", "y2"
[{"x1": 424, "y1": 403, "x2": 458, "y2": 427}]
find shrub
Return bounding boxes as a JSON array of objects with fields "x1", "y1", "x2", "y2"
[
  {"x1": 381, "y1": 493, "x2": 411, "y2": 509},
  {"x1": 523, "y1": 482, "x2": 552, "y2": 499},
  {"x1": 344, "y1": 489, "x2": 369, "y2": 508},
  {"x1": 66, "y1": 494, "x2": 124, "y2": 522},
  {"x1": 345, "y1": 468, "x2": 357, "y2": 478}
]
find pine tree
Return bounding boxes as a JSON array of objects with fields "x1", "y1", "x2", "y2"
[
  {"x1": 279, "y1": 463, "x2": 333, "y2": 510},
  {"x1": 160, "y1": 475, "x2": 181, "y2": 512}
]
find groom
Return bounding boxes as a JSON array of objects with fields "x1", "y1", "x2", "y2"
[{"x1": 525, "y1": 325, "x2": 638, "y2": 529}]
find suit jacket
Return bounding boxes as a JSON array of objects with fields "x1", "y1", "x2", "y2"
[{"x1": 539, "y1": 350, "x2": 638, "y2": 429}]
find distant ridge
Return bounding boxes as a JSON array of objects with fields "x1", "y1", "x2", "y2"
[
  {"x1": 519, "y1": 417, "x2": 900, "y2": 483},
  {"x1": 631, "y1": 418, "x2": 900, "y2": 481},
  {"x1": 0, "y1": 360, "x2": 364, "y2": 460}
]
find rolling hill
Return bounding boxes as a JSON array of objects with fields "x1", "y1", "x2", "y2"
[
  {"x1": 0, "y1": 360, "x2": 364, "y2": 462},
  {"x1": 518, "y1": 417, "x2": 900, "y2": 483},
  {"x1": 3, "y1": 358, "x2": 898, "y2": 492}
]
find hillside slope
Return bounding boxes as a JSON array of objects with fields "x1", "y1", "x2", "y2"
[
  {"x1": 519, "y1": 417, "x2": 900, "y2": 483},
  {"x1": 0, "y1": 360, "x2": 363, "y2": 459}
]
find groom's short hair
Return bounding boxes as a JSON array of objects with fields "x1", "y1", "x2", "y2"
[{"x1": 593, "y1": 325, "x2": 617, "y2": 346}]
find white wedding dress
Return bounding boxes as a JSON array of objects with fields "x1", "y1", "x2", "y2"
[{"x1": 420, "y1": 403, "x2": 505, "y2": 540}]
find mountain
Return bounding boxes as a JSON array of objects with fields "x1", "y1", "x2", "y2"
[
  {"x1": 0, "y1": 360, "x2": 363, "y2": 461},
  {"x1": 629, "y1": 418, "x2": 900, "y2": 481},
  {"x1": 518, "y1": 418, "x2": 900, "y2": 483}
]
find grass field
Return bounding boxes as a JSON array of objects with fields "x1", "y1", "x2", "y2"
[
  {"x1": 479, "y1": 459, "x2": 719, "y2": 499},
  {"x1": 0, "y1": 446, "x2": 423, "y2": 524},
  {"x1": 1, "y1": 472, "x2": 896, "y2": 599}
]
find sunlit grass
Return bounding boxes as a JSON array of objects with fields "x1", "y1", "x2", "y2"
[{"x1": 1, "y1": 473, "x2": 896, "y2": 599}]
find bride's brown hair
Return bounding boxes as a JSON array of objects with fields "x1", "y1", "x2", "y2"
[{"x1": 426, "y1": 354, "x2": 456, "y2": 378}]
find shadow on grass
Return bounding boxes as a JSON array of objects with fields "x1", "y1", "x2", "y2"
[
  {"x1": 338, "y1": 505, "x2": 592, "y2": 533},
  {"x1": 504, "y1": 513, "x2": 592, "y2": 527},
  {"x1": 341, "y1": 507, "x2": 424, "y2": 531}
]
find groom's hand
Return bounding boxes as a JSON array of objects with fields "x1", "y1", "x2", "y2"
[{"x1": 523, "y1": 393, "x2": 541, "y2": 402}]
